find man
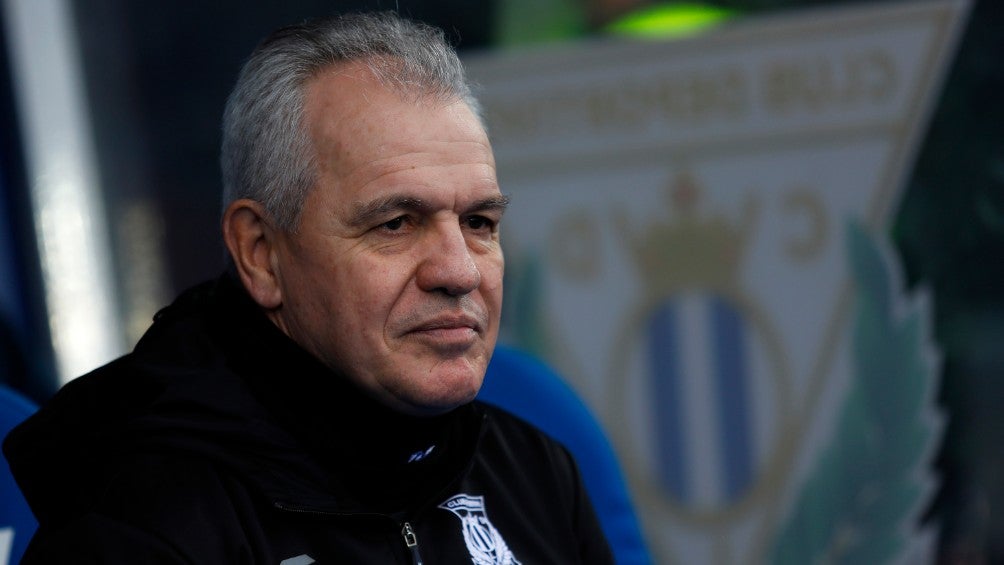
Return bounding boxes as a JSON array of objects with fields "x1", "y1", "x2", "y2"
[{"x1": 3, "y1": 12, "x2": 614, "y2": 564}]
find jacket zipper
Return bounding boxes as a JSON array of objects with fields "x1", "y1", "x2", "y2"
[
  {"x1": 401, "y1": 522, "x2": 424, "y2": 565},
  {"x1": 276, "y1": 502, "x2": 427, "y2": 564}
]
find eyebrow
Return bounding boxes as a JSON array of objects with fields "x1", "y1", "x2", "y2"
[
  {"x1": 348, "y1": 194, "x2": 511, "y2": 227},
  {"x1": 469, "y1": 195, "x2": 511, "y2": 215},
  {"x1": 348, "y1": 196, "x2": 428, "y2": 228}
]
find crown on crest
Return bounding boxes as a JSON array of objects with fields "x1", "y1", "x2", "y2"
[{"x1": 624, "y1": 170, "x2": 756, "y2": 293}]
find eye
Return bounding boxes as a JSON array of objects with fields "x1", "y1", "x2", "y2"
[
  {"x1": 465, "y1": 216, "x2": 495, "y2": 231},
  {"x1": 382, "y1": 216, "x2": 406, "y2": 231}
]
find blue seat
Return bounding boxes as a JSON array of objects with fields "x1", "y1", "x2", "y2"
[
  {"x1": 479, "y1": 346, "x2": 652, "y2": 564},
  {"x1": 1, "y1": 385, "x2": 38, "y2": 565}
]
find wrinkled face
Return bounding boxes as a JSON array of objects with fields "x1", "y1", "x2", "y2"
[{"x1": 268, "y1": 62, "x2": 505, "y2": 416}]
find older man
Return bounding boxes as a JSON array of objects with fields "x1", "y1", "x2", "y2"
[{"x1": 4, "y1": 12, "x2": 613, "y2": 564}]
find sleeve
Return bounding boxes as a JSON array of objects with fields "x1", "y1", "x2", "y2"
[
  {"x1": 19, "y1": 456, "x2": 256, "y2": 565},
  {"x1": 21, "y1": 515, "x2": 193, "y2": 564}
]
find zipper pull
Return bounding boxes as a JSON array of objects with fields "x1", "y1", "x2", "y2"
[{"x1": 401, "y1": 522, "x2": 424, "y2": 565}]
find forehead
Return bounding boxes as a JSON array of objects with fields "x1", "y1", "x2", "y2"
[
  {"x1": 303, "y1": 61, "x2": 483, "y2": 144},
  {"x1": 301, "y1": 61, "x2": 495, "y2": 193}
]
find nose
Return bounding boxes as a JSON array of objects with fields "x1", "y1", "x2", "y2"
[{"x1": 416, "y1": 222, "x2": 481, "y2": 296}]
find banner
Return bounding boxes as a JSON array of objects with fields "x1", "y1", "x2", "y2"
[{"x1": 466, "y1": 1, "x2": 968, "y2": 562}]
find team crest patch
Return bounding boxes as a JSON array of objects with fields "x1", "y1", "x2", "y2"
[{"x1": 439, "y1": 494, "x2": 521, "y2": 565}]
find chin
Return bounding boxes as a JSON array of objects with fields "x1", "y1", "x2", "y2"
[{"x1": 406, "y1": 373, "x2": 483, "y2": 416}]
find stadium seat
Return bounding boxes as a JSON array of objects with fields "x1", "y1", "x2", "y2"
[{"x1": 1, "y1": 385, "x2": 38, "y2": 565}]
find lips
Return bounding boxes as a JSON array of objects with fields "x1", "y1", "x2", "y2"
[
  {"x1": 392, "y1": 294, "x2": 492, "y2": 354},
  {"x1": 413, "y1": 313, "x2": 481, "y2": 333}
]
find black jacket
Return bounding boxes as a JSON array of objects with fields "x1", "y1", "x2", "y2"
[{"x1": 4, "y1": 276, "x2": 613, "y2": 564}]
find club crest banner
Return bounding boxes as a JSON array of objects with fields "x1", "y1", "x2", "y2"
[{"x1": 465, "y1": 1, "x2": 968, "y2": 563}]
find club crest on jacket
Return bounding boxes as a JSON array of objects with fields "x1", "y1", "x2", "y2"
[{"x1": 440, "y1": 494, "x2": 521, "y2": 565}]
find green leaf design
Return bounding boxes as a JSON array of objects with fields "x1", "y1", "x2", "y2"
[{"x1": 770, "y1": 220, "x2": 941, "y2": 564}]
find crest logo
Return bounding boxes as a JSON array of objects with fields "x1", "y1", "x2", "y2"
[
  {"x1": 466, "y1": 2, "x2": 965, "y2": 561},
  {"x1": 439, "y1": 494, "x2": 521, "y2": 565},
  {"x1": 616, "y1": 173, "x2": 788, "y2": 511},
  {"x1": 594, "y1": 170, "x2": 941, "y2": 561}
]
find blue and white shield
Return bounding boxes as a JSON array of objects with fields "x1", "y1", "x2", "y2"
[{"x1": 646, "y1": 291, "x2": 768, "y2": 509}]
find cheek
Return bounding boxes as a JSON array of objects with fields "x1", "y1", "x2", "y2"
[
  {"x1": 477, "y1": 256, "x2": 505, "y2": 326},
  {"x1": 480, "y1": 254, "x2": 505, "y2": 295},
  {"x1": 346, "y1": 260, "x2": 412, "y2": 317}
]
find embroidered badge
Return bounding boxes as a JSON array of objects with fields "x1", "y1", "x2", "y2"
[
  {"x1": 407, "y1": 444, "x2": 436, "y2": 463},
  {"x1": 439, "y1": 494, "x2": 521, "y2": 565}
]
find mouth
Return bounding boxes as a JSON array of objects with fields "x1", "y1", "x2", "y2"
[
  {"x1": 413, "y1": 313, "x2": 481, "y2": 334},
  {"x1": 405, "y1": 312, "x2": 485, "y2": 351}
]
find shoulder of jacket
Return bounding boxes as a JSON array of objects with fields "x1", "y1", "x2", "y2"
[{"x1": 474, "y1": 401, "x2": 577, "y2": 469}]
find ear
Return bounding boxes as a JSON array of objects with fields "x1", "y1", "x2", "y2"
[{"x1": 222, "y1": 199, "x2": 284, "y2": 309}]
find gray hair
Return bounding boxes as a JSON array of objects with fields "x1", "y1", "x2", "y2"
[{"x1": 220, "y1": 11, "x2": 482, "y2": 231}]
